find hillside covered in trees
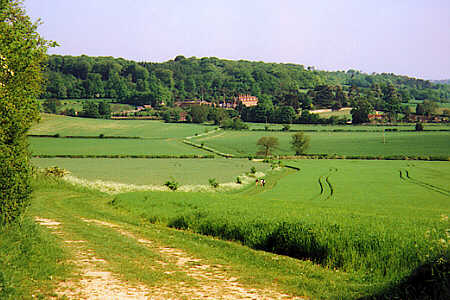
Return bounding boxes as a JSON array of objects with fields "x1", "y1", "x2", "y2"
[{"x1": 43, "y1": 55, "x2": 449, "y2": 124}]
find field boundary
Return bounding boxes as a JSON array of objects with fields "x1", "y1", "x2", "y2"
[
  {"x1": 32, "y1": 154, "x2": 215, "y2": 159},
  {"x1": 28, "y1": 134, "x2": 141, "y2": 139}
]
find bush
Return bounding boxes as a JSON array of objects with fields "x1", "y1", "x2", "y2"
[
  {"x1": 236, "y1": 177, "x2": 242, "y2": 184},
  {"x1": 164, "y1": 179, "x2": 179, "y2": 191},
  {"x1": 250, "y1": 166, "x2": 257, "y2": 174},
  {"x1": 415, "y1": 122, "x2": 424, "y2": 131},
  {"x1": 208, "y1": 178, "x2": 219, "y2": 188},
  {"x1": 43, "y1": 166, "x2": 70, "y2": 177}
]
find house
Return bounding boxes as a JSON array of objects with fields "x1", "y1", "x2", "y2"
[
  {"x1": 237, "y1": 94, "x2": 258, "y2": 107},
  {"x1": 179, "y1": 111, "x2": 188, "y2": 122}
]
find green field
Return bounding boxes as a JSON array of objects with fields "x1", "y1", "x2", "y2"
[
  {"x1": 111, "y1": 159, "x2": 450, "y2": 295},
  {"x1": 191, "y1": 130, "x2": 450, "y2": 157},
  {"x1": 39, "y1": 99, "x2": 134, "y2": 114},
  {"x1": 29, "y1": 137, "x2": 208, "y2": 156},
  {"x1": 30, "y1": 114, "x2": 212, "y2": 138},
  {"x1": 32, "y1": 158, "x2": 269, "y2": 186}
]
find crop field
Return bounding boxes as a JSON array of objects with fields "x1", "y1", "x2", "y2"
[
  {"x1": 247, "y1": 122, "x2": 450, "y2": 131},
  {"x1": 30, "y1": 114, "x2": 212, "y2": 138},
  {"x1": 32, "y1": 158, "x2": 269, "y2": 185},
  {"x1": 191, "y1": 130, "x2": 450, "y2": 157},
  {"x1": 39, "y1": 99, "x2": 134, "y2": 113},
  {"x1": 111, "y1": 159, "x2": 450, "y2": 293},
  {"x1": 29, "y1": 137, "x2": 208, "y2": 156}
]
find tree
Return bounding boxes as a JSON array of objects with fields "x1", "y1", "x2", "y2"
[
  {"x1": 1, "y1": 0, "x2": 54, "y2": 225},
  {"x1": 291, "y1": 132, "x2": 310, "y2": 155},
  {"x1": 81, "y1": 101, "x2": 100, "y2": 118},
  {"x1": 42, "y1": 99, "x2": 61, "y2": 114},
  {"x1": 351, "y1": 97, "x2": 373, "y2": 124},
  {"x1": 189, "y1": 105, "x2": 209, "y2": 123},
  {"x1": 256, "y1": 136, "x2": 279, "y2": 157},
  {"x1": 97, "y1": 101, "x2": 111, "y2": 119}
]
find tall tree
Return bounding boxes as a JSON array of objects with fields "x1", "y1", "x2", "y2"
[
  {"x1": 351, "y1": 97, "x2": 373, "y2": 124},
  {"x1": 0, "y1": 0, "x2": 54, "y2": 225},
  {"x1": 291, "y1": 132, "x2": 310, "y2": 155},
  {"x1": 256, "y1": 136, "x2": 279, "y2": 157}
]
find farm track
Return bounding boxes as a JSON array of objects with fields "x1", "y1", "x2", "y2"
[
  {"x1": 313, "y1": 168, "x2": 337, "y2": 201},
  {"x1": 35, "y1": 215, "x2": 299, "y2": 299},
  {"x1": 399, "y1": 169, "x2": 450, "y2": 197}
]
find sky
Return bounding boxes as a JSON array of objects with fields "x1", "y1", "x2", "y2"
[{"x1": 24, "y1": 0, "x2": 450, "y2": 80}]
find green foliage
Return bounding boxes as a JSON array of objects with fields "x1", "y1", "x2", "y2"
[
  {"x1": 0, "y1": 0, "x2": 53, "y2": 225},
  {"x1": 164, "y1": 178, "x2": 179, "y2": 191},
  {"x1": 42, "y1": 166, "x2": 69, "y2": 177},
  {"x1": 189, "y1": 105, "x2": 209, "y2": 123},
  {"x1": 250, "y1": 166, "x2": 257, "y2": 174},
  {"x1": 415, "y1": 122, "x2": 424, "y2": 131},
  {"x1": 220, "y1": 118, "x2": 249, "y2": 130},
  {"x1": 0, "y1": 218, "x2": 68, "y2": 298},
  {"x1": 111, "y1": 160, "x2": 450, "y2": 296},
  {"x1": 42, "y1": 98, "x2": 61, "y2": 114},
  {"x1": 208, "y1": 178, "x2": 219, "y2": 188},
  {"x1": 256, "y1": 136, "x2": 279, "y2": 157},
  {"x1": 236, "y1": 176, "x2": 242, "y2": 184},
  {"x1": 291, "y1": 132, "x2": 310, "y2": 155},
  {"x1": 351, "y1": 97, "x2": 373, "y2": 124}
]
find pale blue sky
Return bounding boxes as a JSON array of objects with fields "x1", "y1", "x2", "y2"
[{"x1": 25, "y1": 0, "x2": 450, "y2": 79}]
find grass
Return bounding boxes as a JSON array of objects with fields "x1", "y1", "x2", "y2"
[
  {"x1": 30, "y1": 114, "x2": 212, "y2": 138},
  {"x1": 191, "y1": 130, "x2": 450, "y2": 157},
  {"x1": 0, "y1": 218, "x2": 70, "y2": 299},
  {"x1": 111, "y1": 160, "x2": 450, "y2": 297},
  {"x1": 26, "y1": 176, "x2": 372, "y2": 299},
  {"x1": 32, "y1": 158, "x2": 270, "y2": 186},
  {"x1": 29, "y1": 137, "x2": 208, "y2": 156}
]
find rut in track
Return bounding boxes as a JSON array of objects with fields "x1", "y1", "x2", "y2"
[
  {"x1": 35, "y1": 217, "x2": 150, "y2": 299},
  {"x1": 35, "y1": 216, "x2": 304, "y2": 299},
  {"x1": 399, "y1": 169, "x2": 450, "y2": 197},
  {"x1": 313, "y1": 168, "x2": 337, "y2": 201},
  {"x1": 80, "y1": 218, "x2": 303, "y2": 299}
]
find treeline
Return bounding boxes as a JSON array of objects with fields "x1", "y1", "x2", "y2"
[{"x1": 43, "y1": 55, "x2": 449, "y2": 109}]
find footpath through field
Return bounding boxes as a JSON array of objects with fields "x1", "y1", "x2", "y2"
[{"x1": 32, "y1": 183, "x2": 305, "y2": 299}]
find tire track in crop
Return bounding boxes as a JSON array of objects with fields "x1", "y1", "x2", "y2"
[
  {"x1": 313, "y1": 168, "x2": 337, "y2": 201},
  {"x1": 399, "y1": 169, "x2": 450, "y2": 197}
]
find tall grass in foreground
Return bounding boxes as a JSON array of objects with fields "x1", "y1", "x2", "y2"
[
  {"x1": 112, "y1": 191, "x2": 449, "y2": 281},
  {"x1": 0, "y1": 218, "x2": 69, "y2": 299},
  {"x1": 111, "y1": 160, "x2": 450, "y2": 294}
]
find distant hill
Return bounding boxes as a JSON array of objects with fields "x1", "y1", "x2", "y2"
[
  {"x1": 432, "y1": 79, "x2": 450, "y2": 85},
  {"x1": 42, "y1": 55, "x2": 450, "y2": 110}
]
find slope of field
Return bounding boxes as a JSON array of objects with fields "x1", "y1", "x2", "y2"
[
  {"x1": 191, "y1": 130, "x2": 450, "y2": 157},
  {"x1": 29, "y1": 137, "x2": 207, "y2": 156},
  {"x1": 32, "y1": 158, "x2": 269, "y2": 186},
  {"x1": 111, "y1": 160, "x2": 450, "y2": 296},
  {"x1": 30, "y1": 114, "x2": 212, "y2": 138}
]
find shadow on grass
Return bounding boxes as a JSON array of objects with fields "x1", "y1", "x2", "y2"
[{"x1": 360, "y1": 259, "x2": 449, "y2": 300}]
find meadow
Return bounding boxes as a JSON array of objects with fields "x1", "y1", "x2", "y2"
[
  {"x1": 17, "y1": 114, "x2": 450, "y2": 298},
  {"x1": 191, "y1": 129, "x2": 450, "y2": 157},
  {"x1": 111, "y1": 159, "x2": 450, "y2": 294},
  {"x1": 30, "y1": 114, "x2": 212, "y2": 138},
  {"x1": 29, "y1": 137, "x2": 208, "y2": 156},
  {"x1": 32, "y1": 158, "x2": 269, "y2": 186}
]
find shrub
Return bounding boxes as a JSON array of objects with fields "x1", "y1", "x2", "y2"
[
  {"x1": 250, "y1": 166, "x2": 257, "y2": 174},
  {"x1": 164, "y1": 179, "x2": 179, "y2": 191},
  {"x1": 208, "y1": 178, "x2": 219, "y2": 188},
  {"x1": 43, "y1": 166, "x2": 69, "y2": 177},
  {"x1": 415, "y1": 122, "x2": 424, "y2": 131},
  {"x1": 236, "y1": 177, "x2": 242, "y2": 184}
]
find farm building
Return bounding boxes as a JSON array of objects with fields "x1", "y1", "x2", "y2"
[{"x1": 237, "y1": 94, "x2": 258, "y2": 107}]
